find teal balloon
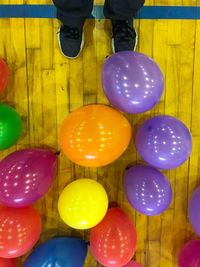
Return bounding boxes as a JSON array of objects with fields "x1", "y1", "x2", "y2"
[
  {"x1": 0, "y1": 104, "x2": 23, "y2": 150},
  {"x1": 24, "y1": 237, "x2": 88, "y2": 267}
]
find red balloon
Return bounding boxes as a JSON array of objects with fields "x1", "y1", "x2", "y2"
[
  {"x1": 90, "y1": 207, "x2": 137, "y2": 267},
  {"x1": 123, "y1": 261, "x2": 143, "y2": 267},
  {"x1": 0, "y1": 206, "x2": 41, "y2": 258},
  {"x1": 0, "y1": 59, "x2": 9, "y2": 94},
  {"x1": 0, "y1": 258, "x2": 16, "y2": 267}
]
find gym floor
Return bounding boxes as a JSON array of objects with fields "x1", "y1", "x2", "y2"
[{"x1": 0, "y1": 1, "x2": 200, "y2": 266}]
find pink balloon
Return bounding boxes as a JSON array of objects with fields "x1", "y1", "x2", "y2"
[
  {"x1": 178, "y1": 240, "x2": 200, "y2": 267},
  {"x1": 123, "y1": 261, "x2": 143, "y2": 267},
  {"x1": 0, "y1": 149, "x2": 57, "y2": 207}
]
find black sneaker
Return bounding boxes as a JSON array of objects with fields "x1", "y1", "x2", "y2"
[
  {"x1": 111, "y1": 19, "x2": 137, "y2": 53},
  {"x1": 58, "y1": 24, "x2": 84, "y2": 59}
]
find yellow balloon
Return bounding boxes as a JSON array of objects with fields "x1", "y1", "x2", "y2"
[{"x1": 58, "y1": 179, "x2": 108, "y2": 230}]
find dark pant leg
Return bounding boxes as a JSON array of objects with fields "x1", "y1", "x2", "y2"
[
  {"x1": 104, "y1": 0, "x2": 144, "y2": 20},
  {"x1": 53, "y1": 0, "x2": 94, "y2": 25}
]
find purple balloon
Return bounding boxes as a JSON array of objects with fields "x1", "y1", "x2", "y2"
[
  {"x1": 124, "y1": 165, "x2": 172, "y2": 215},
  {"x1": 189, "y1": 187, "x2": 200, "y2": 236},
  {"x1": 102, "y1": 51, "x2": 164, "y2": 114},
  {"x1": 123, "y1": 260, "x2": 143, "y2": 267},
  {"x1": 0, "y1": 149, "x2": 57, "y2": 207},
  {"x1": 136, "y1": 115, "x2": 192, "y2": 169},
  {"x1": 178, "y1": 240, "x2": 200, "y2": 267}
]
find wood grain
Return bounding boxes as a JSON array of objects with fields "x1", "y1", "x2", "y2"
[{"x1": 0, "y1": 2, "x2": 200, "y2": 266}]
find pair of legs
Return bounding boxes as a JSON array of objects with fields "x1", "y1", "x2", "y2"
[{"x1": 53, "y1": 0, "x2": 145, "y2": 58}]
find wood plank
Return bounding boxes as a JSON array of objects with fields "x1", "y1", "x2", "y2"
[
  {"x1": 1, "y1": 0, "x2": 199, "y2": 5},
  {"x1": 0, "y1": 3, "x2": 200, "y2": 266}
]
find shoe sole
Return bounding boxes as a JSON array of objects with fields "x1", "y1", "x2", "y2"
[
  {"x1": 111, "y1": 23, "x2": 138, "y2": 54},
  {"x1": 57, "y1": 29, "x2": 84, "y2": 59}
]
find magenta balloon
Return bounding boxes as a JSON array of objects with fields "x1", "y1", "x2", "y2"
[
  {"x1": 102, "y1": 51, "x2": 164, "y2": 114},
  {"x1": 123, "y1": 260, "x2": 143, "y2": 267},
  {"x1": 189, "y1": 187, "x2": 200, "y2": 236},
  {"x1": 0, "y1": 149, "x2": 57, "y2": 207},
  {"x1": 136, "y1": 115, "x2": 192, "y2": 169},
  {"x1": 178, "y1": 240, "x2": 200, "y2": 267},
  {"x1": 124, "y1": 165, "x2": 172, "y2": 216}
]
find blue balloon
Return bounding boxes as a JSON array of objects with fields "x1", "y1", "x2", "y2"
[{"x1": 24, "y1": 237, "x2": 88, "y2": 267}]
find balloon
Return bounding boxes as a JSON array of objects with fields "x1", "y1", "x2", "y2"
[
  {"x1": 123, "y1": 261, "x2": 143, "y2": 267},
  {"x1": 136, "y1": 115, "x2": 192, "y2": 169},
  {"x1": 0, "y1": 206, "x2": 41, "y2": 258},
  {"x1": 124, "y1": 165, "x2": 172, "y2": 216},
  {"x1": 178, "y1": 240, "x2": 200, "y2": 267},
  {"x1": 90, "y1": 207, "x2": 137, "y2": 267},
  {"x1": 60, "y1": 104, "x2": 132, "y2": 167},
  {"x1": 0, "y1": 104, "x2": 23, "y2": 150},
  {"x1": 102, "y1": 51, "x2": 164, "y2": 114},
  {"x1": 0, "y1": 258, "x2": 16, "y2": 267},
  {"x1": 189, "y1": 187, "x2": 200, "y2": 236},
  {"x1": 24, "y1": 237, "x2": 87, "y2": 267},
  {"x1": 58, "y1": 179, "x2": 108, "y2": 229},
  {"x1": 0, "y1": 149, "x2": 57, "y2": 207},
  {"x1": 0, "y1": 58, "x2": 9, "y2": 95}
]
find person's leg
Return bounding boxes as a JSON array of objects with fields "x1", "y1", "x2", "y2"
[
  {"x1": 53, "y1": 0, "x2": 93, "y2": 26},
  {"x1": 53, "y1": 0, "x2": 93, "y2": 58},
  {"x1": 104, "y1": 0, "x2": 144, "y2": 20},
  {"x1": 103, "y1": 0, "x2": 145, "y2": 52}
]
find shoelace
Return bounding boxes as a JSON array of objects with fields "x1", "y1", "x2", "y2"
[
  {"x1": 59, "y1": 25, "x2": 80, "y2": 40},
  {"x1": 112, "y1": 21, "x2": 136, "y2": 42}
]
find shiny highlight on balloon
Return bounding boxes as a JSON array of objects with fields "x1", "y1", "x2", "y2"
[
  {"x1": 0, "y1": 206, "x2": 41, "y2": 258},
  {"x1": 90, "y1": 207, "x2": 137, "y2": 267},
  {"x1": 60, "y1": 104, "x2": 132, "y2": 167},
  {"x1": 124, "y1": 165, "x2": 172, "y2": 215},
  {"x1": 58, "y1": 179, "x2": 108, "y2": 229},
  {"x1": 102, "y1": 51, "x2": 164, "y2": 114},
  {"x1": 0, "y1": 149, "x2": 57, "y2": 207},
  {"x1": 136, "y1": 115, "x2": 192, "y2": 169}
]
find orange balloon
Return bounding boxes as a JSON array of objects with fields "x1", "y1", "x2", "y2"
[
  {"x1": 0, "y1": 58, "x2": 9, "y2": 94},
  {"x1": 0, "y1": 258, "x2": 16, "y2": 267},
  {"x1": 0, "y1": 206, "x2": 42, "y2": 258},
  {"x1": 60, "y1": 105, "x2": 132, "y2": 167},
  {"x1": 90, "y1": 207, "x2": 137, "y2": 267}
]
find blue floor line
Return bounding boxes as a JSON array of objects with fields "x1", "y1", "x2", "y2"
[{"x1": 0, "y1": 5, "x2": 200, "y2": 19}]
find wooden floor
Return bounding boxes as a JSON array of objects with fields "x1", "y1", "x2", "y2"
[{"x1": 0, "y1": 1, "x2": 200, "y2": 266}]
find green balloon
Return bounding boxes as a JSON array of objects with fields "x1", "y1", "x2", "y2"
[{"x1": 0, "y1": 104, "x2": 23, "y2": 150}]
